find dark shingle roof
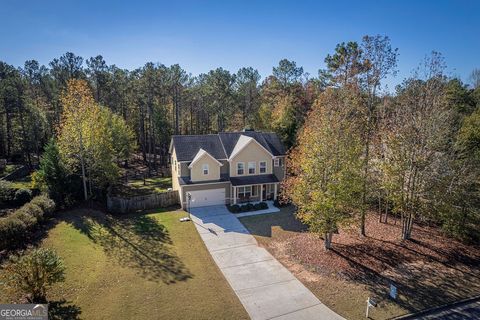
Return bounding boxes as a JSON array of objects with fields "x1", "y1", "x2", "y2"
[
  {"x1": 178, "y1": 174, "x2": 230, "y2": 186},
  {"x1": 230, "y1": 174, "x2": 279, "y2": 186},
  {"x1": 172, "y1": 135, "x2": 227, "y2": 161},
  {"x1": 171, "y1": 131, "x2": 286, "y2": 162}
]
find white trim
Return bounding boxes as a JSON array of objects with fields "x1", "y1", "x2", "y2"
[
  {"x1": 188, "y1": 148, "x2": 223, "y2": 169},
  {"x1": 228, "y1": 135, "x2": 274, "y2": 161}
]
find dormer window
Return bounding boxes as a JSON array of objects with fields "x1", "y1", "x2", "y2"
[
  {"x1": 248, "y1": 162, "x2": 256, "y2": 174},
  {"x1": 237, "y1": 162, "x2": 244, "y2": 175},
  {"x1": 202, "y1": 164, "x2": 209, "y2": 175}
]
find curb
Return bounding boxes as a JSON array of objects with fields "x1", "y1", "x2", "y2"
[{"x1": 390, "y1": 295, "x2": 480, "y2": 319}]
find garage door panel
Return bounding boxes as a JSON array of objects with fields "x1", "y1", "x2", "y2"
[{"x1": 189, "y1": 188, "x2": 225, "y2": 208}]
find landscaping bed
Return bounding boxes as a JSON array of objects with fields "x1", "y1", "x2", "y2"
[
  {"x1": 227, "y1": 201, "x2": 269, "y2": 213},
  {"x1": 240, "y1": 207, "x2": 480, "y2": 320},
  {"x1": 0, "y1": 209, "x2": 248, "y2": 320}
]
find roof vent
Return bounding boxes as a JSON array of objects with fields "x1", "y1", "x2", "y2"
[{"x1": 243, "y1": 127, "x2": 255, "y2": 132}]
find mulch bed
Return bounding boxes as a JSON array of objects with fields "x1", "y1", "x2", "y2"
[{"x1": 284, "y1": 213, "x2": 480, "y2": 310}]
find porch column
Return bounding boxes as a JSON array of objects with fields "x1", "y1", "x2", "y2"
[
  {"x1": 233, "y1": 186, "x2": 237, "y2": 204},
  {"x1": 274, "y1": 183, "x2": 278, "y2": 200},
  {"x1": 260, "y1": 184, "x2": 263, "y2": 202}
]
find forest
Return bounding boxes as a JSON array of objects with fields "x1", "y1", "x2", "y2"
[{"x1": 0, "y1": 35, "x2": 479, "y2": 243}]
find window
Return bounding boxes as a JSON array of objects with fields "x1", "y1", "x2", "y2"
[
  {"x1": 248, "y1": 162, "x2": 256, "y2": 174},
  {"x1": 274, "y1": 158, "x2": 280, "y2": 167},
  {"x1": 202, "y1": 164, "x2": 209, "y2": 175},
  {"x1": 238, "y1": 186, "x2": 252, "y2": 198},
  {"x1": 259, "y1": 161, "x2": 267, "y2": 173},
  {"x1": 237, "y1": 162, "x2": 244, "y2": 175},
  {"x1": 177, "y1": 163, "x2": 181, "y2": 176}
]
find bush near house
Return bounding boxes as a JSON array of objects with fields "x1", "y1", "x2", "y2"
[
  {"x1": 0, "y1": 195, "x2": 56, "y2": 250},
  {"x1": 227, "y1": 202, "x2": 268, "y2": 213}
]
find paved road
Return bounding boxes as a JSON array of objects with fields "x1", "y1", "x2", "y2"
[
  {"x1": 399, "y1": 298, "x2": 480, "y2": 319},
  {"x1": 190, "y1": 205, "x2": 344, "y2": 320}
]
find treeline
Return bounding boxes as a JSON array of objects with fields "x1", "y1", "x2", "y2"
[
  {"x1": 284, "y1": 37, "x2": 480, "y2": 246},
  {"x1": 0, "y1": 53, "x2": 319, "y2": 170}
]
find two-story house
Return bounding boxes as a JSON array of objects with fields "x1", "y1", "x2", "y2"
[{"x1": 169, "y1": 130, "x2": 286, "y2": 209}]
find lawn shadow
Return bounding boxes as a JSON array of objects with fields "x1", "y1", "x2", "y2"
[
  {"x1": 48, "y1": 299, "x2": 81, "y2": 320},
  {"x1": 66, "y1": 210, "x2": 192, "y2": 284}
]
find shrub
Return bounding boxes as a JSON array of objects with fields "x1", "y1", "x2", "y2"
[
  {"x1": 14, "y1": 189, "x2": 32, "y2": 206},
  {"x1": 0, "y1": 218, "x2": 26, "y2": 248},
  {"x1": 3, "y1": 248, "x2": 65, "y2": 302},
  {"x1": 0, "y1": 180, "x2": 15, "y2": 203},
  {"x1": 227, "y1": 204, "x2": 240, "y2": 213},
  {"x1": 21, "y1": 203, "x2": 44, "y2": 222},
  {"x1": 259, "y1": 202, "x2": 269, "y2": 209},
  {"x1": 30, "y1": 195, "x2": 56, "y2": 216},
  {"x1": 11, "y1": 208, "x2": 37, "y2": 229}
]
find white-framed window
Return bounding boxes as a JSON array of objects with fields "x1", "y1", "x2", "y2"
[
  {"x1": 177, "y1": 163, "x2": 181, "y2": 176},
  {"x1": 202, "y1": 164, "x2": 209, "y2": 175},
  {"x1": 238, "y1": 186, "x2": 252, "y2": 198},
  {"x1": 259, "y1": 161, "x2": 267, "y2": 173},
  {"x1": 248, "y1": 161, "x2": 256, "y2": 174},
  {"x1": 274, "y1": 158, "x2": 280, "y2": 167},
  {"x1": 237, "y1": 162, "x2": 244, "y2": 175}
]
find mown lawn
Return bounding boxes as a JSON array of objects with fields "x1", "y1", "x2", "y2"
[
  {"x1": 1, "y1": 209, "x2": 248, "y2": 320},
  {"x1": 113, "y1": 176, "x2": 172, "y2": 197},
  {"x1": 240, "y1": 207, "x2": 480, "y2": 320}
]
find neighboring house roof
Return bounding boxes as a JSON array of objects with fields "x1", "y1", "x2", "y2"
[
  {"x1": 171, "y1": 131, "x2": 286, "y2": 162},
  {"x1": 188, "y1": 148, "x2": 223, "y2": 168},
  {"x1": 230, "y1": 174, "x2": 279, "y2": 186}
]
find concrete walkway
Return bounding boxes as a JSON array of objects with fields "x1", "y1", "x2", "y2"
[{"x1": 190, "y1": 205, "x2": 344, "y2": 320}]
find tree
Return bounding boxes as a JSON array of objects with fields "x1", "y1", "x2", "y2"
[
  {"x1": 33, "y1": 139, "x2": 67, "y2": 203},
  {"x1": 325, "y1": 41, "x2": 365, "y2": 86},
  {"x1": 283, "y1": 88, "x2": 363, "y2": 249},
  {"x1": 4, "y1": 248, "x2": 65, "y2": 302},
  {"x1": 235, "y1": 67, "x2": 261, "y2": 128},
  {"x1": 272, "y1": 59, "x2": 304, "y2": 87},
  {"x1": 469, "y1": 68, "x2": 480, "y2": 89},
  {"x1": 380, "y1": 53, "x2": 452, "y2": 240}
]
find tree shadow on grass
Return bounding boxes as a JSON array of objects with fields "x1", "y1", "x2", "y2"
[
  {"x1": 48, "y1": 300, "x2": 81, "y2": 320},
  {"x1": 67, "y1": 210, "x2": 192, "y2": 284}
]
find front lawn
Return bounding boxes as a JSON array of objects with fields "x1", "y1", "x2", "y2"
[
  {"x1": 1, "y1": 209, "x2": 248, "y2": 320},
  {"x1": 240, "y1": 207, "x2": 480, "y2": 320}
]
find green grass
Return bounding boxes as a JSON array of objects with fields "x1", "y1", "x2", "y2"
[
  {"x1": 114, "y1": 176, "x2": 172, "y2": 196},
  {"x1": 1, "y1": 209, "x2": 248, "y2": 320}
]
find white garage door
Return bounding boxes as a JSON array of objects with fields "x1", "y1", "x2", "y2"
[{"x1": 188, "y1": 188, "x2": 226, "y2": 208}]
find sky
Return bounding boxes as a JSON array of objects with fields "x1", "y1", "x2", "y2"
[{"x1": 1, "y1": 0, "x2": 479, "y2": 89}]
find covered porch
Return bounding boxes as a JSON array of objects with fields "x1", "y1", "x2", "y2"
[{"x1": 229, "y1": 174, "x2": 280, "y2": 205}]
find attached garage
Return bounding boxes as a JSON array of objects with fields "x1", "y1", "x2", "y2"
[{"x1": 187, "y1": 188, "x2": 226, "y2": 208}]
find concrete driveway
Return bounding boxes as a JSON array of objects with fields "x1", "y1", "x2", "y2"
[{"x1": 190, "y1": 205, "x2": 343, "y2": 320}]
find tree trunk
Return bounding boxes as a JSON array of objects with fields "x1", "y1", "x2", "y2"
[{"x1": 324, "y1": 232, "x2": 333, "y2": 250}]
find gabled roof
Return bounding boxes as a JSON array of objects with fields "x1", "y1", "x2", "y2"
[
  {"x1": 188, "y1": 148, "x2": 223, "y2": 168},
  {"x1": 228, "y1": 135, "x2": 273, "y2": 160},
  {"x1": 171, "y1": 134, "x2": 227, "y2": 162},
  {"x1": 170, "y1": 131, "x2": 286, "y2": 162}
]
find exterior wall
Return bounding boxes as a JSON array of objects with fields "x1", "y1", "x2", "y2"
[
  {"x1": 220, "y1": 160, "x2": 229, "y2": 175},
  {"x1": 179, "y1": 162, "x2": 189, "y2": 177},
  {"x1": 273, "y1": 156, "x2": 286, "y2": 181},
  {"x1": 171, "y1": 149, "x2": 179, "y2": 191},
  {"x1": 180, "y1": 182, "x2": 231, "y2": 208},
  {"x1": 190, "y1": 154, "x2": 221, "y2": 182},
  {"x1": 230, "y1": 141, "x2": 273, "y2": 177}
]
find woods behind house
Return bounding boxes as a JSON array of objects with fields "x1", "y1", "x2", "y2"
[{"x1": 1, "y1": 35, "x2": 479, "y2": 244}]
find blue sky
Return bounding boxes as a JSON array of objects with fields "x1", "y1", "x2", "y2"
[{"x1": 1, "y1": 0, "x2": 479, "y2": 88}]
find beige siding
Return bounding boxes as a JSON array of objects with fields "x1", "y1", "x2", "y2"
[
  {"x1": 190, "y1": 154, "x2": 221, "y2": 182},
  {"x1": 171, "y1": 149, "x2": 179, "y2": 191},
  {"x1": 230, "y1": 141, "x2": 272, "y2": 177}
]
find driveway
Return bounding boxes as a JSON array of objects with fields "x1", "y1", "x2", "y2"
[{"x1": 190, "y1": 205, "x2": 343, "y2": 320}]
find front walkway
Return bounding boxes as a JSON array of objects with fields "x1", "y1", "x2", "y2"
[{"x1": 190, "y1": 205, "x2": 343, "y2": 320}]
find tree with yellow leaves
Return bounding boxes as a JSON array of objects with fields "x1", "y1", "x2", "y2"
[{"x1": 57, "y1": 79, "x2": 135, "y2": 200}]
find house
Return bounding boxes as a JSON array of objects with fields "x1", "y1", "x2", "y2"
[{"x1": 169, "y1": 130, "x2": 286, "y2": 209}]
